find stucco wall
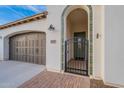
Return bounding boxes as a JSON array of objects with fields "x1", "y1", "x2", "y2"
[
  {"x1": 104, "y1": 6, "x2": 124, "y2": 87},
  {"x1": 46, "y1": 5, "x2": 66, "y2": 71},
  {"x1": 0, "y1": 38, "x2": 3, "y2": 60},
  {"x1": 93, "y1": 6, "x2": 104, "y2": 79}
]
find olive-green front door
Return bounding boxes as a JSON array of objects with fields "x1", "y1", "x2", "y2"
[{"x1": 74, "y1": 32, "x2": 86, "y2": 60}]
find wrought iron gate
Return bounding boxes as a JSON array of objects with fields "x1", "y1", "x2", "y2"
[{"x1": 65, "y1": 37, "x2": 88, "y2": 76}]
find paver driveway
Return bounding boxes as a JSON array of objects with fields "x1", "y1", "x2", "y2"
[{"x1": 0, "y1": 61, "x2": 45, "y2": 88}]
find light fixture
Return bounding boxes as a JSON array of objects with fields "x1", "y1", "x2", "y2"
[{"x1": 48, "y1": 24, "x2": 55, "y2": 31}]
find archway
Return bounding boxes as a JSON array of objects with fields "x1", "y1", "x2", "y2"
[{"x1": 61, "y1": 5, "x2": 93, "y2": 75}]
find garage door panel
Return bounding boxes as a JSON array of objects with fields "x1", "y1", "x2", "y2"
[{"x1": 9, "y1": 32, "x2": 46, "y2": 65}]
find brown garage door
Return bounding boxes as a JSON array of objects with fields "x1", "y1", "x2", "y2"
[{"x1": 9, "y1": 32, "x2": 46, "y2": 65}]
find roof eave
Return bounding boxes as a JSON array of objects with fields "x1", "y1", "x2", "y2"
[{"x1": 0, "y1": 11, "x2": 48, "y2": 30}]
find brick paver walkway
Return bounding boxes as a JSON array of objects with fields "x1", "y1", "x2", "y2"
[{"x1": 19, "y1": 71, "x2": 90, "y2": 88}]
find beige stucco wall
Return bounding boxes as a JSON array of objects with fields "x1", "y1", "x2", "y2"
[
  {"x1": 66, "y1": 16, "x2": 72, "y2": 40},
  {"x1": 92, "y1": 6, "x2": 104, "y2": 80}
]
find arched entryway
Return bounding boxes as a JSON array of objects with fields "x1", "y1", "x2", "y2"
[
  {"x1": 61, "y1": 5, "x2": 93, "y2": 76},
  {"x1": 4, "y1": 31, "x2": 46, "y2": 65}
]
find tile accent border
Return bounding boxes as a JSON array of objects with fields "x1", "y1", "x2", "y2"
[{"x1": 61, "y1": 5, "x2": 93, "y2": 75}]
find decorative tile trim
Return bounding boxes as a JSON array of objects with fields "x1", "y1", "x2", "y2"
[{"x1": 61, "y1": 5, "x2": 93, "y2": 75}]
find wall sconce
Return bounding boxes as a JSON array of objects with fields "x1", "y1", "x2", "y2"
[{"x1": 48, "y1": 24, "x2": 55, "y2": 31}]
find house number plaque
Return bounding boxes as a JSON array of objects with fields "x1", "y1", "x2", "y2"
[{"x1": 50, "y1": 40, "x2": 56, "y2": 44}]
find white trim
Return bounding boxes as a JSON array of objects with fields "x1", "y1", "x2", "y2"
[
  {"x1": 90, "y1": 76, "x2": 102, "y2": 80},
  {"x1": 46, "y1": 68, "x2": 61, "y2": 73}
]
